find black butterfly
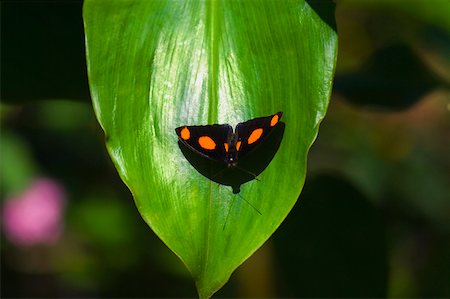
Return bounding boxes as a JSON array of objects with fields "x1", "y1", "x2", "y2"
[{"x1": 175, "y1": 112, "x2": 285, "y2": 193}]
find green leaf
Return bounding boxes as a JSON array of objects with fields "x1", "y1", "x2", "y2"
[{"x1": 83, "y1": 0, "x2": 337, "y2": 297}]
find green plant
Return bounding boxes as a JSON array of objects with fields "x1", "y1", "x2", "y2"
[{"x1": 83, "y1": 0, "x2": 337, "y2": 297}]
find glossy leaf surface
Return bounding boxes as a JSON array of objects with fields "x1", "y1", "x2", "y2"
[{"x1": 83, "y1": 0, "x2": 337, "y2": 297}]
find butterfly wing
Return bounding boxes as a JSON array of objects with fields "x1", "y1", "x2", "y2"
[
  {"x1": 235, "y1": 112, "x2": 283, "y2": 158},
  {"x1": 175, "y1": 124, "x2": 232, "y2": 161}
]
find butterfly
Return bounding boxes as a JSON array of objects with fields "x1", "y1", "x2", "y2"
[{"x1": 175, "y1": 112, "x2": 284, "y2": 194}]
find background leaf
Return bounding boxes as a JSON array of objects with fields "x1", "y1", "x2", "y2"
[{"x1": 83, "y1": 0, "x2": 337, "y2": 297}]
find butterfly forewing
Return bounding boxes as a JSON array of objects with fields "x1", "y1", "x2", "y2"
[
  {"x1": 235, "y1": 112, "x2": 283, "y2": 158},
  {"x1": 175, "y1": 124, "x2": 232, "y2": 162}
]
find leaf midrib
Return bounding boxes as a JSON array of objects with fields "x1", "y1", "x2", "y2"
[
  {"x1": 200, "y1": 0, "x2": 220, "y2": 296},
  {"x1": 207, "y1": 0, "x2": 219, "y2": 124}
]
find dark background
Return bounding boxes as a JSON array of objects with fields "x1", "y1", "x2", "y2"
[{"x1": 1, "y1": 0, "x2": 449, "y2": 297}]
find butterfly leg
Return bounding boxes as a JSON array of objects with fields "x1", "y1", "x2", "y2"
[
  {"x1": 222, "y1": 196, "x2": 235, "y2": 231},
  {"x1": 210, "y1": 167, "x2": 227, "y2": 180},
  {"x1": 235, "y1": 166, "x2": 261, "y2": 182}
]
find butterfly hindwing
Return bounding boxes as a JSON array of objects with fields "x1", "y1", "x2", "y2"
[
  {"x1": 235, "y1": 112, "x2": 283, "y2": 158},
  {"x1": 175, "y1": 124, "x2": 232, "y2": 162}
]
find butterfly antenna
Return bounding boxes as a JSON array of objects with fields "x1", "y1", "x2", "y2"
[
  {"x1": 211, "y1": 168, "x2": 227, "y2": 180},
  {"x1": 237, "y1": 193, "x2": 262, "y2": 215},
  {"x1": 223, "y1": 191, "x2": 262, "y2": 231},
  {"x1": 235, "y1": 166, "x2": 261, "y2": 182},
  {"x1": 223, "y1": 196, "x2": 236, "y2": 231}
]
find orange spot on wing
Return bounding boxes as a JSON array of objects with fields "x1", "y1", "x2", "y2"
[
  {"x1": 180, "y1": 127, "x2": 190, "y2": 140},
  {"x1": 224, "y1": 143, "x2": 229, "y2": 152},
  {"x1": 270, "y1": 114, "x2": 279, "y2": 127},
  {"x1": 236, "y1": 141, "x2": 242, "y2": 151},
  {"x1": 198, "y1": 136, "x2": 216, "y2": 150},
  {"x1": 248, "y1": 128, "x2": 263, "y2": 144}
]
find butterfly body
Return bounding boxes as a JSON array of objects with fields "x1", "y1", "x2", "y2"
[
  {"x1": 222, "y1": 130, "x2": 240, "y2": 167},
  {"x1": 175, "y1": 112, "x2": 284, "y2": 193}
]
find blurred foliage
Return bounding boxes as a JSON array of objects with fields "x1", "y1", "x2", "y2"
[
  {"x1": 334, "y1": 0, "x2": 450, "y2": 110},
  {"x1": 309, "y1": 93, "x2": 450, "y2": 229},
  {"x1": 274, "y1": 175, "x2": 388, "y2": 297},
  {"x1": 0, "y1": 129, "x2": 37, "y2": 195},
  {"x1": 1, "y1": 0, "x2": 449, "y2": 298},
  {"x1": 334, "y1": 43, "x2": 444, "y2": 109},
  {"x1": 1, "y1": 1, "x2": 89, "y2": 102}
]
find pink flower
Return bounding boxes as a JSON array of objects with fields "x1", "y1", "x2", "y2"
[{"x1": 2, "y1": 178, "x2": 66, "y2": 246}]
